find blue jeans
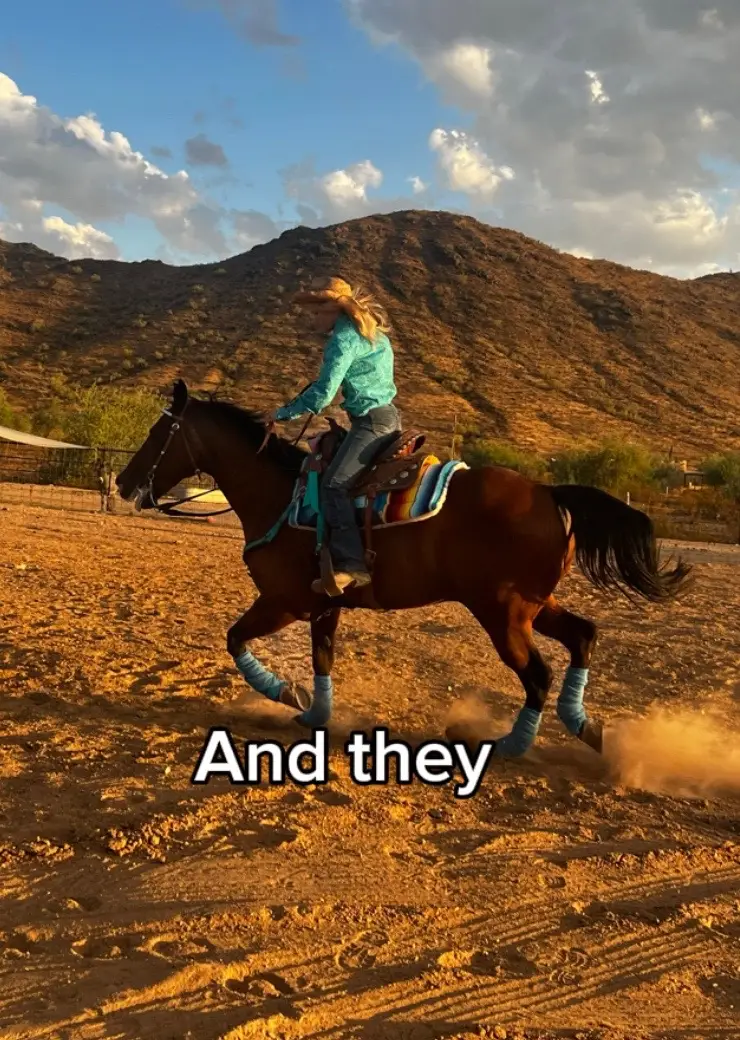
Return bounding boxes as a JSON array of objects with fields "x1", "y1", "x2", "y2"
[{"x1": 323, "y1": 404, "x2": 400, "y2": 570}]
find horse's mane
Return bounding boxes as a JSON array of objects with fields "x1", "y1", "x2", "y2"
[{"x1": 199, "y1": 396, "x2": 308, "y2": 475}]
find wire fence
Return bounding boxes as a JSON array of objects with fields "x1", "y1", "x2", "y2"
[
  {"x1": 0, "y1": 439, "x2": 735, "y2": 544},
  {"x1": 0, "y1": 441, "x2": 241, "y2": 532},
  {"x1": 0, "y1": 441, "x2": 128, "y2": 488}
]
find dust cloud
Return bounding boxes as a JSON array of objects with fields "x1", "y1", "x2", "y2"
[
  {"x1": 444, "y1": 693, "x2": 740, "y2": 802},
  {"x1": 603, "y1": 706, "x2": 740, "y2": 800},
  {"x1": 443, "y1": 692, "x2": 501, "y2": 745}
]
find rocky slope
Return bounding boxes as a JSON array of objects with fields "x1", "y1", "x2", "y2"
[{"x1": 1, "y1": 211, "x2": 738, "y2": 459}]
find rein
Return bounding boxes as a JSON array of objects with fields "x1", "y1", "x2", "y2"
[
  {"x1": 258, "y1": 411, "x2": 313, "y2": 455},
  {"x1": 139, "y1": 403, "x2": 314, "y2": 520},
  {"x1": 138, "y1": 401, "x2": 234, "y2": 519}
]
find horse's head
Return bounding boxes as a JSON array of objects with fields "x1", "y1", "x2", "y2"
[{"x1": 116, "y1": 379, "x2": 200, "y2": 509}]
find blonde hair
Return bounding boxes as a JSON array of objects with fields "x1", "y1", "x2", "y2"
[{"x1": 293, "y1": 276, "x2": 391, "y2": 343}]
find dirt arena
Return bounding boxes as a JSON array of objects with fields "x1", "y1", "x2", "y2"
[{"x1": 1, "y1": 502, "x2": 739, "y2": 1040}]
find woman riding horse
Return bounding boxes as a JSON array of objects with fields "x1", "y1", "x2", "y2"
[{"x1": 268, "y1": 276, "x2": 400, "y2": 596}]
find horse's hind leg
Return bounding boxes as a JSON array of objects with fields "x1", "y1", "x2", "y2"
[
  {"x1": 533, "y1": 596, "x2": 602, "y2": 752},
  {"x1": 297, "y1": 606, "x2": 341, "y2": 729},
  {"x1": 226, "y1": 596, "x2": 310, "y2": 713},
  {"x1": 468, "y1": 601, "x2": 553, "y2": 759}
]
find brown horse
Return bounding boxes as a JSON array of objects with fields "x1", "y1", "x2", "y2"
[{"x1": 116, "y1": 380, "x2": 691, "y2": 757}]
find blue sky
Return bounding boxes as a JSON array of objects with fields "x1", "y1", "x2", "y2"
[
  {"x1": 1, "y1": 0, "x2": 465, "y2": 260},
  {"x1": 1, "y1": 0, "x2": 738, "y2": 275}
]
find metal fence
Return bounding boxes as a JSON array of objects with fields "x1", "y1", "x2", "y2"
[
  {"x1": 0, "y1": 441, "x2": 130, "y2": 488},
  {"x1": 0, "y1": 440, "x2": 735, "y2": 544},
  {"x1": 0, "y1": 441, "x2": 240, "y2": 530}
]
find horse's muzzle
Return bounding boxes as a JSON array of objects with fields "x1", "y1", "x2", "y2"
[{"x1": 115, "y1": 473, "x2": 137, "y2": 502}]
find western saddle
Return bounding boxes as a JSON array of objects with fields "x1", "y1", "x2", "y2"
[{"x1": 303, "y1": 416, "x2": 427, "y2": 593}]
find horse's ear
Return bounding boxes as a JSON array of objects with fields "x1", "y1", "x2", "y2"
[{"x1": 172, "y1": 379, "x2": 188, "y2": 411}]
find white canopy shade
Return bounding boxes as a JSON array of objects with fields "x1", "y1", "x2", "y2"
[{"x1": 0, "y1": 424, "x2": 90, "y2": 450}]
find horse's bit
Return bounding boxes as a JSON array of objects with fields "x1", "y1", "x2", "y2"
[
  {"x1": 137, "y1": 401, "x2": 234, "y2": 518},
  {"x1": 138, "y1": 402, "x2": 313, "y2": 518}
]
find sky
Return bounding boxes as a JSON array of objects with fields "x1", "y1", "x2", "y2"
[{"x1": 1, "y1": 0, "x2": 739, "y2": 277}]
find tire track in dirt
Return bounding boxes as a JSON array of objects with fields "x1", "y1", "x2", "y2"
[{"x1": 1, "y1": 504, "x2": 739, "y2": 1040}]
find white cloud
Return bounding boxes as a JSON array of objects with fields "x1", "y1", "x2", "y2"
[
  {"x1": 0, "y1": 209, "x2": 119, "y2": 259},
  {"x1": 0, "y1": 72, "x2": 229, "y2": 258},
  {"x1": 429, "y1": 43, "x2": 495, "y2": 100},
  {"x1": 585, "y1": 70, "x2": 609, "y2": 106},
  {"x1": 0, "y1": 69, "x2": 424, "y2": 260},
  {"x1": 699, "y1": 8, "x2": 724, "y2": 31},
  {"x1": 282, "y1": 158, "x2": 388, "y2": 223},
  {"x1": 0, "y1": 71, "x2": 287, "y2": 261},
  {"x1": 41, "y1": 216, "x2": 118, "y2": 259},
  {"x1": 351, "y1": 0, "x2": 740, "y2": 275},
  {"x1": 529, "y1": 188, "x2": 740, "y2": 276},
  {"x1": 230, "y1": 208, "x2": 281, "y2": 250},
  {"x1": 322, "y1": 160, "x2": 383, "y2": 209},
  {"x1": 429, "y1": 128, "x2": 514, "y2": 199},
  {"x1": 408, "y1": 175, "x2": 428, "y2": 194}
]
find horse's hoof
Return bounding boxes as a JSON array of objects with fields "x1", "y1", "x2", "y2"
[
  {"x1": 279, "y1": 682, "x2": 312, "y2": 713},
  {"x1": 579, "y1": 719, "x2": 604, "y2": 754}
]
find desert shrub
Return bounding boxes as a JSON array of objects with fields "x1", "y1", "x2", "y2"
[
  {"x1": 0, "y1": 388, "x2": 31, "y2": 431},
  {"x1": 652, "y1": 462, "x2": 686, "y2": 490},
  {"x1": 702, "y1": 451, "x2": 740, "y2": 503},
  {"x1": 32, "y1": 378, "x2": 162, "y2": 450},
  {"x1": 461, "y1": 438, "x2": 547, "y2": 480},
  {"x1": 549, "y1": 439, "x2": 658, "y2": 496}
]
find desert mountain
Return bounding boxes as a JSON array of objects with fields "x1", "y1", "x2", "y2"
[{"x1": 1, "y1": 210, "x2": 738, "y2": 459}]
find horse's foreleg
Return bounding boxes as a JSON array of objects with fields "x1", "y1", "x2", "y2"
[
  {"x1": 533, "y1": 596, "x2": 602, "y2": 752},
  {"x1": 297, "y1": 607, "x2": 341, "y2": 729},
  {"x1": 469, "y1": 601, "x2": 553, "y2": 759},
  {"x1": 226, "y1": 597, "x2": 309, "y2": 712}
]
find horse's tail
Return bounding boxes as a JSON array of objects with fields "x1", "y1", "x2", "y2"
[{"x1": 548, "y1": 483, "x2": 692, "y2": 604}]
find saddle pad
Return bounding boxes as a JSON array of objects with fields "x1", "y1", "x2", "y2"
[{"x1": 289, "y1": 456, "x2": 468, "y2": 532}]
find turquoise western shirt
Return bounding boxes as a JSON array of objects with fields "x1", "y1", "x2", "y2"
[{"x1": 275, "y1": 314, "x2": 397, "y2": 421}]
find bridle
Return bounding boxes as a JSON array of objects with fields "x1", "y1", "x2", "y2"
[
  {"x1": 136, "y1": 401, "x2": 314, "y2": 520},
  {"x1": 136, "y1": 400, "x2": 234, "y2": 519}
]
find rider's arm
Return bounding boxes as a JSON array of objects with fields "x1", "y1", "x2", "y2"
[{"x1": 274, "y1": 322, "x2": 358, "y2": 421}]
